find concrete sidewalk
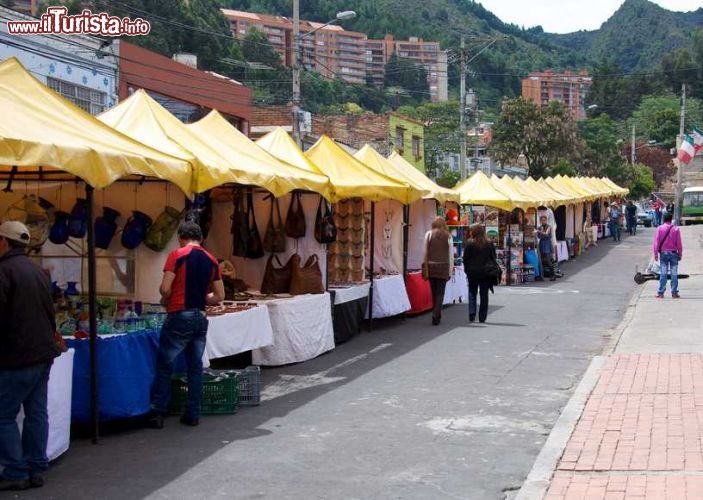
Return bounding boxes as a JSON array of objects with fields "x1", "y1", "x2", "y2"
[{"x1": 524, "y1": 225, "x2": 703, "y2": 500}]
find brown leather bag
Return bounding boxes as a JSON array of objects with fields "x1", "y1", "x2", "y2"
[
  {"x1": 285, "y1": 192, "x2": 306, "y2": 239},
  {"x1": 263, "y1": 197, "x2": 286, "y2": 253},
  {"x1": 289, "y1": 254, "x2": 324, "y2": 295},
  {"x1": 261, "y1": 254, "x2": 292, "y2": 295}
]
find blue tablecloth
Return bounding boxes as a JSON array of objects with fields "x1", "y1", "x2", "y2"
[{"x1": 66, "y1": 329, "x2": 160, "y2": 422}]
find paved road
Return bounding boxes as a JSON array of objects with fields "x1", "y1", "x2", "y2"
[{"x1": 20, "y1": 230, "x2": 652, "y2": 500}]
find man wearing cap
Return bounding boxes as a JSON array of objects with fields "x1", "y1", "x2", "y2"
[
  {"x1": 609, "y1": 202, "x2": 621, "y2": 243},
  {"x1": 0, "y1": 221, "x2": 60, "y2": 490}
]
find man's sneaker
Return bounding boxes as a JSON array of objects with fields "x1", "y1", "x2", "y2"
[
  {"x1": 29, "y1": 474, "x2": 44, "y2": 488},
  {"x1": 0, "y1": 476, "x2": 30, "y2": 491},
  {"x1": 656, "y1": 294, "x2": 664, "y2": 299},
  {"x1": 180, "y1": 416, "x2": 199, "y2": 427},
  {"x1": 673, "y1": 293, "x2": 681, "y2": 299}
]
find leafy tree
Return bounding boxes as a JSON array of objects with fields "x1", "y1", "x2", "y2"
[
  {"x1": 492, "y1": 98, "x2": 580, "y2": 178},
  {"x1": 627, "y1": 143, "x2": 675, "y2": 189},
  {"x1": 577, "y1": 113, "x2": 624, "y2": 176},
  {"x1": 630, "y1": 96, "x2": 703, "y2": 149},
  {"x1": 242, "y1": 28, "x2": 283, "y2": 68},
  {"x1": 383, "y1": 53, "x2": 429, "y2": 105},
  {"x1": 622, "y1": 163, "x2": 656, "y2": 200},
  {"x1": 551, "y1": 159, "x2": 578, "y2": 177}
]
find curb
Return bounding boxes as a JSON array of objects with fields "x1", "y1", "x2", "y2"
[{"x1": 514, "y1": 356, "x2": 606, "y2": 500}]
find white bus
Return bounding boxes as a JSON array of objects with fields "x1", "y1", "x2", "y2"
[{"x1": 682, "y1": 186, "x2": 703, "y2": 225}]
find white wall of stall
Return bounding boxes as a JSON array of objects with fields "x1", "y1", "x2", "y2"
[
  {"x1": 367, "y1": 199, "x2": 404, "y2": 274},
  {"x1": 407, "y1": 200, "x2": 437, "y2": 270}
]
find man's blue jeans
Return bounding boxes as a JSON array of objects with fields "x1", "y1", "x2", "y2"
[
  {"x1": 610, "y1": 220, "x2": 620, "y2": 241},
  {"x1": 0, "y1": 362, "x2": 52, "y2": 480},
  {"x1": 151, "y1": 310, "x2": 208, "y2": 420},
  {"x1": 658, "y1": 252, "x2": 679, "y2": 296}
]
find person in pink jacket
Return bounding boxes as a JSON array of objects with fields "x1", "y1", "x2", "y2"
[{"x1": 652, "y1": 212, "x2": 683, "y2": 298}]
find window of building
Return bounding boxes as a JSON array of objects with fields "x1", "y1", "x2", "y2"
[
  {"x1": 395, "y1": 127, "x2": 404, "y2": 154},
  {"x1": 46, "y1": 77, "x2": 106, "y2": 115},
  {"x1": 412, "y1": 135, "x2": 421, "y2": 160}
]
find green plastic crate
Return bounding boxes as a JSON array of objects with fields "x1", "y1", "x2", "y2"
[{"x1": 170, "y1": 372, "x2": 239, "y2": 415}]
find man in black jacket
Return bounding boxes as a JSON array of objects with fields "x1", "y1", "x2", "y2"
[{"x1": 0, "y1": 221, "x2": 60, "y2": 491}]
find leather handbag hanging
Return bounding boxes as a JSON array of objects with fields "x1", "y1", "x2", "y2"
[
  {"x1": 230, "y1": 189, "x2": 249, "y2": 257},
  {"x1": 261, "y1": 254, "x2": 292, "y2": 294},
  {"x1": 245, "y1": 191, "x2": 265, "y2": 259},
  {"x1": 285, "y1": 192, "x2": 306, "y2": 239},
  {"x1": 314, "y1": 196, "x2": 337, "y2": 244},
  {"x1": 263, "y1": 197, "x2": 286, "y2": 253},
  {"x1": 289, "y1": 254, "x2": 325, "y2": 295}
]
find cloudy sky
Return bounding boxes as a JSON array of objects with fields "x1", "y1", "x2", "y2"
[{"x1": 475, "y1": 0, "x2": 702, "y2": 34}]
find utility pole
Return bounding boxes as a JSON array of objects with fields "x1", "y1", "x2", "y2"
[
  {"x1": 291, "y1": 0, "x2": 302, "y2": 147},
  {"x1": 474, "y1": 96, "x2": 480, "y2": 173},
  {"x1": 459, "y1": 34, "x2": 467, "y2": 181},
  {"x1": 675, "y1": 83, "x2": 686, "y2": 224},
  {"x1": 631, "y1": 123, "x2": 636, "y2": 165}
]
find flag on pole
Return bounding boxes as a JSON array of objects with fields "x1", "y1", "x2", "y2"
[
  {"x1": 677, "y1": 134, "x2": 695, "y2": 164},
  {"x1": 693, "y1": 127, "x2": 703, "y2": 155}
]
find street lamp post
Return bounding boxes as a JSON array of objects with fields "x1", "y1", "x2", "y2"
[{"x1": 292, "y1": 5, "x2": 356, "y2": 147}]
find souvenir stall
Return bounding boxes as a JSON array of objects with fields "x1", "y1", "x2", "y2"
[
  {"x1": 0, "y1": 57, "x2": 192, "y2": 442},
  {"x1": 305, "y1": 136, "x2": 417, "y2": 330}
]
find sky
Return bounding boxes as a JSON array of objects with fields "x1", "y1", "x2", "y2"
[{"x1": 475, "y1": 0, "x2": 703, "y2": 34}]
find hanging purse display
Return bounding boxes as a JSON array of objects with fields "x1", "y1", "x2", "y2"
[
  {"x1": 144, "y1": 206, "x2": 181, "y2": 252},
  {"x1": 260, "y1": 254, "x2": 292, "y2": 295},
  {"x1": 314, "y1": 197, "x2": 337, "y2": 244},
  {"x1": 121, "y1": 210, "x2": 152, "y2": 250},
  {"x1": 230, "y1": 189, "x2": 249, "y2": 258},
  {"x1": 245, "y1": 191, "x2": 264, "y2": 259},
  {"x1": 285, "y1": 192, "x2": 306, "y2": 239},
  {"x1": 49, "y1": 211, "x2": 71, "y2": 245},
  {"x1": 290, "y1": 254, "x2": 325, "y2": 295},
  {"x1": 263, "y1": 197, "x2": 286, "y2": 253}
]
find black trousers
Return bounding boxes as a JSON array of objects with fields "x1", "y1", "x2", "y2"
[
  {"x1": 468, "y1": 279, "x2": 490, "y2": 322},
  {"x1": 429, "y1": 278, "x2": 448, "y2": 322}
]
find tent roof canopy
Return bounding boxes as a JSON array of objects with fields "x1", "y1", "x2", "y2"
[
  {"x1": 305, "y1": 135, "x2": 415, "y2": 203},
  {"x1": 188, "y1": 111, "x2": 331, "y2": 199},
  {"x1": 385, "y1": 151, "x2": 459, "y2": 204},
  {"x1": 454, "y1": 170, "x2": 513, "y2": 211},
  {"x1": 0, "y1": 57, "x2": 191, "y2": 193},
  {"x1": 256, "y1": 127, "x2": 325, "y2": 176},
  {"x1": 490, "y1": 174, "x2": 540, "y2": 210},
  {"x1": 354, "y1": 145, "x2": 427, "y2": 204}
]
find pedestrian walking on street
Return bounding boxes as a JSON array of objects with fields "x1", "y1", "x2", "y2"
[
  {"x1": 653, "y1": 198, "x2": 663, "y2": 227},
  {"x1": 148, "y1": 222, "x2": 225, "y2": 428},
  {"x1": 423, "y1": 217, "x2": 453, "y2": 326},
  {"x1": 609, "y1": 202, "x2": 621, "y2": 242},
  {"x1": 463, "y1": 224, "x2": 498, "y2": 323},
  {"x1": 536, "y1": 216, "x2": 557, "y2": 281},
  {"x1": 653, "y1": 212, "x2": 683, "y2": 299},
  {"x1": 626, "y1": 200, "x2": 637, "y2": 236},
  {"x1": 0, "y1": 221, "x2": 61, "y2": 491}
]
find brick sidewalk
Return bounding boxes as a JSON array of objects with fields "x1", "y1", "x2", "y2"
[{"x1": 545, "y1": 354, "x2": 703, "y2": 499}]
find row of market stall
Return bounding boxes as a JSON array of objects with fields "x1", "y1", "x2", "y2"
[{"x1": 0, "y1": 57, "x2": 627, "y2": 457}]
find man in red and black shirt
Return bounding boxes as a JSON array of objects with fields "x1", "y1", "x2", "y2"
[{"x1": 149, "y1": 222, "x2": 224, "y2": 428}]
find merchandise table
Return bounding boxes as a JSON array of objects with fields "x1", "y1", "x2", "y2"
[
  {"x1": 444, "y1": 267, "x2": 468, "y2": 305},
  {"x1": 366, "y1": 274, "x2": 411, "y2": 319},
  {"x1": 16, "y1": 349, "x2": 74, "y2": 460},
  {"x1": 205, "y1": 305, "x2": 274, "y2": 363},
  {"x1": 404, "y1": 271, "x2": 432, "y2": 315},
  {"x1": 330, "y1": 283, "x2": 370, "y2": 344},
  {"x1": 252, "y1": 293, "x2": 335, "y2": 366}
]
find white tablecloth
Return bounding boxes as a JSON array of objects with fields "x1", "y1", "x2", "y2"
[
  {"x1": 16, "y1": 349, "x2": 74, "y2": 461},
  {"x1": 205, "y1": 306, "x2": 274, "y2": 364},
  {"x1": 330, "y1": 283, "x2": 370, "y2": 305},
  {"x1": 444, "y1": 267, "x2": 468, "y2": 305},
  {"x1": 366, "y1": 274, "x2": 411, "y2": 319},
  {"x1": 252, "y1": 293, "x2": 335, "y2": 366}
]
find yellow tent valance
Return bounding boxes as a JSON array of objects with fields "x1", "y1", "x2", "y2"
[
  {"x1": 454, "y1": 171, "x2": 513, "y2": 211},
  {"x1": 354, "y1": 145, "x2": 427, "y2": 204},
  {"x1": 386, "y1": 151, "x2": 459, "y2": 204},
  {"x1": 0, "y1": 58, "x2": 191, "y2": 193}
]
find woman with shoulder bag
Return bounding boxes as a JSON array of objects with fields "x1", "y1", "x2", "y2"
[
  {"x1": 423, "y1": 217, "x2": 453, "y2": 326},
  {"x1": 463, "y1": 224, "x2": 497, "y2": 324}
]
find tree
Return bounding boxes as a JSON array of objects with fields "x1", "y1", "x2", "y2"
[
  {"x1": 551, "y1": 159, "x2": 578, "y2": 177},
  {"x1": 578, "y1": 113, "x2": 624, "y2": 176},
  {"x1": 630, "y1": 96, "x2": 703, "y2": 149},
  {"x1": 624, "y1": 143, "x2": 675, "y2": 189},
  {"x1": 492, "y1": 98, "x2": 580, "y2": 178},
  {"x1": 242, "y1": 28, "x2": 284, "y2": 68},
  {"x1": 622, "y1": 163, "x2": 656, "y2": 200},
  {"x1": 383, "y1": 53, "x2": 429, "y2": 105}
]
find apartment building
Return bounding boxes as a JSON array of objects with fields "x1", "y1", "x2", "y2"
[
  {"x1": 222, "y1": 10, "x2": 447, "y2": 101},
  {"x1": 222, "y1": 9, "x2": 366, "y2": 84},
  {"x1": 521, "y1": 70, "x2": 592, "y2": 120}
]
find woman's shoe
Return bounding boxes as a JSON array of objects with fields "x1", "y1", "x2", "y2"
[
  {"x1": 469, "y1": 314, "x2": 476, "y2": 322},
  {"x1": 432, "y1": 317, "x2": 439, "y2": 326}
]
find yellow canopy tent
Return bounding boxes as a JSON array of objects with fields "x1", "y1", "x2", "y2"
[
  {"x1": 305, "y1": 135, "x2": 416, "y2": 203},
  {"x1": 454, "y1": 170, "x2": 514, "y2": 211},
  {"x1": 256, "y1": 127, "x2": 325, "y2": 176},
  {"x1": 523, "y1": 177, "x2": 574, "y2": 207},
  {"x1": 577, "y1": 177, "x2": 616, "y2": 198},
  {"x1": 0, "y1": 58, "x2": 191, "y2": 193},
  {"x1": 491, "y1": 174, "x2": 542, "y2": 210},
  {"x1": 187, "y1": 111, "x2": 331, "y2": 199},
  {"x1": 555, "y1": 175, "x2": 601, "y2": 201},
  {"x1": 353, "y1": 145, "x2": 428, "y2": 203},
  {"x1": 599, "y1": 177, "x2": 629, "y2": 196},
  {"x1": 542, "y1": 177, "x2": 589, "y2": 204},
  {"x1": 386, "y1": 151, "x2": 459, "y2": 204}
]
